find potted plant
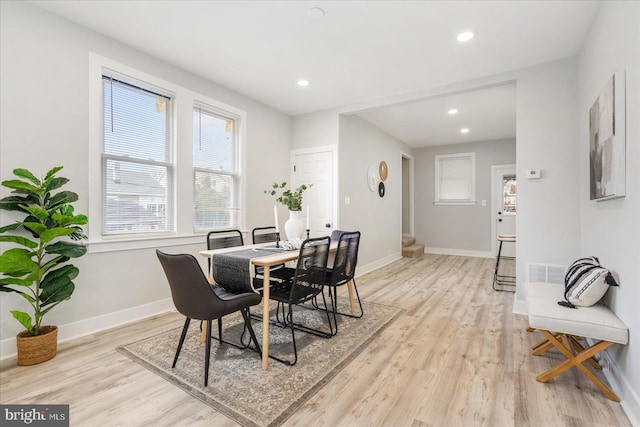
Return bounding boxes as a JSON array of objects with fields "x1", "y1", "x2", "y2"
[
  {"x1": 0, "y1": 166, "x2": 87, "y2": 365},
  {"x1": 264, "y1": 182, "x2": 311, "y2": 240}
]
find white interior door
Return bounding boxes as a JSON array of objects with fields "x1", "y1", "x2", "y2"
[
  {"x1": 291, "y1": 148, "x2": 335, "y2": 238},
  {"x1": 493, "y1": 165, "x2": 516, "y2": 257}
]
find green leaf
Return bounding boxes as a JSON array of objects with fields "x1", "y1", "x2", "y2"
[
  {"x1": 10, "y1": 310, "x2": 33, "y2": 333},
  {"x1": 42, "y1": 265, "x2": 79, "y2": 286},
  {"x1": 13, "y1": 169, "x2": 41, "y2": 186},
  {"x1": 1, "y1": 180, "x2": 40, "y2": 194},
  {"x1": 0, "y1": 277, "x2": 33, "y2": 286},
  {"x1": 0, "y1": 248, "x2": 38, "y2": 275},
  {"x1": 51, "y1": 212, "x2": 88, "y2": 227},
  {"x1": 43, "y1": 166, "x2": 64, "y2": 183},
  {"x1": 0, "y1": 235, "x2": 38, "y2": 248},
  {"x1": 0, "y1": 196, "x2": 32, "y2": 212},
  {"x1": 47, "y1": 191, "x2": 78, "y2": 209},
  {"x1": 40, "y1": 255, "x2": 70, "y2": 274},
  {"x1": 45, "y1": 177, "x2": 69, "y2": 193},
  {"x1": 40, "y1": 278, "x2": 74, "y2": 306},
  {"x1": 22, "y1": 206, "x2": 49, "y2": 222},
  {"x1": 23, "y1": 222, "x2": 47, "y2": 236},
  {"x1": 45, "y1": 241, "x2": 87, "y2": 258},
  {"x1": 40, "y1": 227, "x2": 74, "y2": 244},
  {"x1": 0, "y1": 223, "x2": 21, "y2": 233}
]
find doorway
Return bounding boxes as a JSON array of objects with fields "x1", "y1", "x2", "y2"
[
  {"x1": 401, "y1": 153, "x2": 414, "y2": 236},
  {"x1": 491, "y1": 164, "x2": 516, "y2": 258},
  {"x1": 291, "y1": 146, "x2": 337, "y2": 238}
]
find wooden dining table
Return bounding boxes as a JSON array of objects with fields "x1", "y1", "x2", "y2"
[{"x1": 199, "y1": 241, "x2": 355, "y2": 370}]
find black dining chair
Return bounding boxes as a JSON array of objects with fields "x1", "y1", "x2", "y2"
[
  {"x1": 266, "y1": 236, "x2": 332, "y2": 365},
  {"x1": 251, "y1": 226, "x2": 295, "y2": 282},
  {"x1": 323, "y1": 230, "x2": 363, "y2": 335},
  {"x1": 205, "y1": 229, "x2": 245, "y2": 342},
  {"x1": 156, "y1": 250, "x2": 262, "y2": 386}
]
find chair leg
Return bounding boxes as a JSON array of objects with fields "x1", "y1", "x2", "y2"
[
  {"x1": 535, "y1": 329, "x2": 619, "y2": 401},
  {"x1": 218, "y1": 317, "x2": 223, "y2": 342},
  {"x1": 172, "y1": 317, "x2": 191, "y2": 368},
  {"x1": 240, "y1": 308, "x2": 261, "y2": 355},
  {"x1": 204, "y1": 319, "x2": 212, "y2": 387},
  {"x1": 289, "y1": 304, "x2": 298, "y2": 366}
]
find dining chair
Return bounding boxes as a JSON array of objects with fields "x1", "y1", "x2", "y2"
[
  {"x1": 267, "y1": 236, "x2": 333, "y2": 365},
  {"x1": 205, "y1": 229, "x2": 245, "y2": 343},
  {"x1": 323, "y1": 230, "x2": 363, "y2": 335},
  {"x1": 156, "y1": 250, "x2": 262, "y2": 386},
  {"x1": 251, "y1": 226, "x2": 295, "y2": 282}
]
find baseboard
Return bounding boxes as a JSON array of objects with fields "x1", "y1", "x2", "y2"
[
  {"x1": 599, "y1": 349, "x2": 640, "y2": 427},
  {"x1": 0, "y1": 298, "x2": 175, "y2": 360},
  {"x1": 425, "y1": 247, "x2": 493, "y2": 259},
  {"x1": 355, "y1": 252, "x2": 402, "y2": 277}
]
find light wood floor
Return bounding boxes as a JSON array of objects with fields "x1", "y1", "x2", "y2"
[{"x1": 0, "y1": 254, "x2": 631, "y2": 426}]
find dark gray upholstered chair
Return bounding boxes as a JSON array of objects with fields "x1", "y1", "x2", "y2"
[
  {"x1": 267, "y1": 236, "x2": 332, "y2": 365},
  {"x1": 156, "y1": 250, "x2": 261, "y2": 386},
  {"x1": 251, "y1": 226, "x2": 295, "y2": 282},
  {"x1": 324, "y1": 230, "x2": 362, "y2": 335}
]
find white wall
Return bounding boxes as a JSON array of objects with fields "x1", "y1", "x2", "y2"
[
  {"x1": 513, "y1": 58, "x2": 582, "y2": 299},
  {"x1": 414, "y1": 138, "x2": 516, "y2": 256},
  {"x1": 578, "y1": 1, "x2": 640, "y2": 422},
  {"x1": 0, "y1": 1, "x2": 291, "y2": 356},
  {"x1": 338, "y1": 115, "x2": 413, "y2": 271},
  {"x1": 291, "y1": 110, "x2": 340, "y2": 150}
]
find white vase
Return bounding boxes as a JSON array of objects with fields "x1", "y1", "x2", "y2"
[{"x1": 284, "y1": 210, "x2": 304, "y2": 241}]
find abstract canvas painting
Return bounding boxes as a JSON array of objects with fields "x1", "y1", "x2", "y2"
[{"x1": 590, "y1": 70, "x2": 626, "y2": 201}]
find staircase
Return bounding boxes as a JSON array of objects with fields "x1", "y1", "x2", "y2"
[{"x1": 402, "y1": 236, "x2": 425, "y2": 258}]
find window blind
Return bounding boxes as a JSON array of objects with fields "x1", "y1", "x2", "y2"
[
  {"x1": 102, "y1": 74, "x2": 174, "y2": 235},
  {"x1": 193, "y1": 105, "x2": 238, "y2": 230}
]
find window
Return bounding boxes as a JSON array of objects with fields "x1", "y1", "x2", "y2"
[
  {"x1": 102, "y1": 73, "x2": 174, "y2": 235},
  {"x1": 90, "y1": 54, "x2": 247, "y2": 251},
  {"x1": 502, "y1": 174, "x2": 517, "y2": 214},
  {"x1": 434, "y1": 152, "x2": 476, "y2": 205},
  {"x1": 193, "y1": 105, "x2": 239, "y2": 230}
]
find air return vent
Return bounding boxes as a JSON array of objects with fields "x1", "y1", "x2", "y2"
[{"x1": 527, "y1": 263, "x2": 566, "y2": 284}]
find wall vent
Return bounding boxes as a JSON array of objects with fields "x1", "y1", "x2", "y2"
[{"x1": 527, "y1": 262, "x2": 566, "y2": 284}]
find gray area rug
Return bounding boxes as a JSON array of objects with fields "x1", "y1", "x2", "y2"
[{"x1": 118, "y1": 298, "x2": 402, "y2": 427}]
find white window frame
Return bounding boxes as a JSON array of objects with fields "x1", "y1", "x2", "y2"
[
  {"x1": 89, "y1": 53, "x2": 246, "y2": 253},
  {"x1": 434, "y1": 152, "x2": 476, "y2": 205},
  {"x1": 192, "y1": 102, "x2": 241, "y2": 231}
]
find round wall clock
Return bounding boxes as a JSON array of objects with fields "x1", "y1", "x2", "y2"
[
  {"x1": 367, "y1": 163, "x2": 379, "y2": 192},
  {"x1": 379, "y1": 161, "x2": 388, "y2": 181},
  {"x1": 378, "y1": 181, "x2": 386, "y2": 198}
]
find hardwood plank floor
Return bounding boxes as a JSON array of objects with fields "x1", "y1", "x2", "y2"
[{"x1": 0, "y1": 254, "x2": 631, "y2": 426}]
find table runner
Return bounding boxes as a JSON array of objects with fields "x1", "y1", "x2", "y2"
[{"x1": 210, "y1": 246, "x2": 291, "y2": 293}]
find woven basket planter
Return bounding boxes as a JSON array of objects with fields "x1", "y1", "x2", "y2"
[{"x1": 16, "y1": 326, "x2": 58, "y2": 366}]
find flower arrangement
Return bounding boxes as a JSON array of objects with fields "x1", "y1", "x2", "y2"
[{"x1": 264, "y1": 182, "x2": 311, "y2": 211}]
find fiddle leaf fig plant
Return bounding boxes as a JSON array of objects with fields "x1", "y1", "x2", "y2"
[{"x1": 0, "y1": 166, "x2": 88, "y2": 336}]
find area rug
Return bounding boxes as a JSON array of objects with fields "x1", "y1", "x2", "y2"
[{"x1": 118, "y1": 298, "x2": 402, "y2": 427}]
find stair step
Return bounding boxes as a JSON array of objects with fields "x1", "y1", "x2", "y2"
[
  {"x1": 402, "y1": 236, "x2": 416, "y2": 247},
  {"x1": 402, "y1": 244, "x2": 425, "y2": 258}
]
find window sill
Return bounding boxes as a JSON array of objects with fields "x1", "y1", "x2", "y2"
[{"x1": 87, "y1": 234, "x2": 208, "y2": 254}]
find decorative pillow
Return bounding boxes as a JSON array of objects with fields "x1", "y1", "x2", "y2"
[{"x1": 559, "y1": 256, "x2": 618, "y2": 308}]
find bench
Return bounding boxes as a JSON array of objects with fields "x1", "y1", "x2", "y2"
[{"x1": 524, "y1": 282, "x2": 629, "y2": 401}]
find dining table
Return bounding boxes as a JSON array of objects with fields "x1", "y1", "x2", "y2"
[{"x1": 199, "y1": 241, "x2": 356, "y2": 370}]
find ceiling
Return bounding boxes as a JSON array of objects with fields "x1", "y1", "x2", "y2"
[{"x1": 30, "y1": 0, "x2": 599, "y2": 147}]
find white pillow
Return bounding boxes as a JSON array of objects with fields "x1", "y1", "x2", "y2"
[{"x1": 562, "y1": 257, "x2": 618, "y2": 307}]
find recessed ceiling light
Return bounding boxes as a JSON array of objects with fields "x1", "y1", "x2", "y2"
[
  {"x1": 457, "y1": 31, "x2": 474, "y2": 42},
  {"x1": 448, "y1": 108, "x2": 458, "y2": 115},
  {"x1": 460, "y1": 128, "x2": 470, "y2": 134},
  {"x1": 307, "y1": 7, "x2": 325, "y2": 20},
  {"x1": 297, "y1": 79, "x2": 310, "y2": 87}
]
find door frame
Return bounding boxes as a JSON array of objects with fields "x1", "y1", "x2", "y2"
[
  {"x1": 401, "y1": 152, "x2": 414, "y2": 237},
  {"x1": 491, "y1": 164, "x2": 516, "y2": 256},
  {"x1": 290, "y1": 145, "x2": 339, "y2": 232}
]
